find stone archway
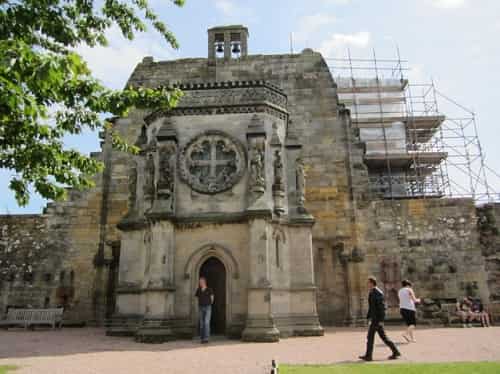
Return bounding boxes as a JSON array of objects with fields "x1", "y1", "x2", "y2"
[
  {"x1": 186, "y1": 243, "x2": 238, "y2": 336},
  {"x1": 199, "y1": 257, "x2": 226, "y2": 334}
]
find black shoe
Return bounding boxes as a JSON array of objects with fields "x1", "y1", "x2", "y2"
[
  {"x1": 201, "y1": 340, "x2": 209, "y2": 344},
  {"x1": 359, "y1": 355, "x2": 373, "y2": 361},
  {"x1": 388, "y1": 352, "x2": 401, "y2": 360}
]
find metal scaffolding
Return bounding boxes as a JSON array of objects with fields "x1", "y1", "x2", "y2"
[{"x1": 326, "y1": 51, "x2": 500, "y2": 204}]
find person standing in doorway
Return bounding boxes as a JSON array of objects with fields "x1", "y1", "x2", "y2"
[
  {"x1": 359, "y1": 276, "x2": 401, "y2": 361},
  {"x1": 195, "y1": 276, "x2": 214, "y2": 344},
  {"x1": 399, "y1": 280, "x2": 421, "y2": 343}
]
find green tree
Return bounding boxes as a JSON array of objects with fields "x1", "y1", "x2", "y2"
[{"x1": 0, "y1": 0, "x2": 184, "y2": 206}]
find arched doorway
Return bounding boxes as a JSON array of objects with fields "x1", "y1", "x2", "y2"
[{"x1": 199, "y1": 257, "x2": 226, "y2": 334}]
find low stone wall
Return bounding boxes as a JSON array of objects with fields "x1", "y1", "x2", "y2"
[
  {"x1": 477, "y1": 203, "x2": 500, "y2": 301},
  {"x1": 354, "y1": 198, "x2": 491, "y2": 323},
  {"x1": 0, "y1": 215, "x2": 62, "y2": 314}
]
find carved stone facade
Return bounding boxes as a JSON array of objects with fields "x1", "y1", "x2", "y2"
[
  {"x1": 109, "y1": 76, "x2": 320, "y2": 343},
  {"x1": 1, "y1": 25, "x2": 499, "y2": 340}
]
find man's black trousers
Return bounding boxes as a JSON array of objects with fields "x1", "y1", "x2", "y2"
[{"x1": 365, "y1": 321, "x2": 399, "y2": 358}]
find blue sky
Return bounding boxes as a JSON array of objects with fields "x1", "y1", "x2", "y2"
[{"x1": 2, "y1": 0, "x2": 499, "y2": 213}]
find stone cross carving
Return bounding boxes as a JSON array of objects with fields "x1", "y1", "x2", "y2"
[
  {"x1": 179, "y1": 131, "x2": 246, "y2": 194},
  {"x1": 296, "y1": 157, "x2": 306, "y2": 212},
  {"x1": 191, "y1": 140, "x2": 235, "y2": 181}
]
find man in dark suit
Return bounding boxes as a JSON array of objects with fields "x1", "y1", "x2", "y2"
[{"x1": 359, "y1": 276, "x2": 401, "y2": 361}]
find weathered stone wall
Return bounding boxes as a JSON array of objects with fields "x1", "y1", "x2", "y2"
[
  {"x1": 357, "y1": 199, "x2": 489, "y2": 317},
  {"x1": 0, "y1": 149, "x2": 109, "y2": 323},
  {"x1": 0, "y1": 215, "x2": 54, "y2": 312},
  {"x1": 478, "y1": 203, "x2": 500, "y2": 301}
]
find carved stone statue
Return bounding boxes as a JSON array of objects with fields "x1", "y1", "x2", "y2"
[
  {"x1": 296, "y1": 157, "x2": 306, "y2": 212},
  {"x1": 273, "y1": 149, "x2": 284, "y2": 190},
  {"x1": 157, "y1": 142, "x2": 176, "y2": 203},
  {"x1": 272, "y1": 149, "x2": 285, "y2": 214},
  {"x1": 249, "y1": 140, "x2": 265, "y2": 194},
  {"x1": 144, "y1": 153, "x2": 156, "y2": 200}
]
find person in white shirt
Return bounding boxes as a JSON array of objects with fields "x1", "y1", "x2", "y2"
[{"x1": 399, "y1": 280, "x2": 421, "y2": 343}]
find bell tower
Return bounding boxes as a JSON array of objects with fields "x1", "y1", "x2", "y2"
[{"x1": 208, "y1": 25, "x2": 248, "y2": 61}]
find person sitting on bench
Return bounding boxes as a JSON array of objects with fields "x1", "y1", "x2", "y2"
[
  {"x1": 456, "y1": 297, "x2": 474, "y2": 328},
  {"x1": 469, "y1": 297, "x2": 491, "y2": 327}
]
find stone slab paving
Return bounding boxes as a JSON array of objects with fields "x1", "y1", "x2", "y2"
[{"x1": 1, "y1": 327, "x2": 499, "y2": 374}]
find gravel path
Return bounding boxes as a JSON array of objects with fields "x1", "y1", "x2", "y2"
[{"x1": 1, "y1": 327, "x2": 499, "y2": 373}]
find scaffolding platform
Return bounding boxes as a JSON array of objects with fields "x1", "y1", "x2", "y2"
[{"x1": 327, "y1": 51, "x2": 500, "y2": 203}]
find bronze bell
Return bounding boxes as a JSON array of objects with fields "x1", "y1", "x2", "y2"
[
  {"x1": 232, "y1": 42, "x2": 241, "y2": 54},
  {"x1": 216, "y1": 42, "x2": 224, "y2": 53}
]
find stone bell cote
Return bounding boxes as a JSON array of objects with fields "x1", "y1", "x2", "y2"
[{"x1": 208, "y1": 25, "x2": 248, "y2": 60}]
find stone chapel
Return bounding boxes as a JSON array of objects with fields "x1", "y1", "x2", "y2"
[{"x1": 1, "y1": 25, "x2": 499, "y2": 343}]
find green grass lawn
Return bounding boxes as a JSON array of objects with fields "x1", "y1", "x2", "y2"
[
  {"x1": 281, "y1": 362, "x2": 500, "y2": 374},
  {"x1": 0, "y1": 366, "x2": 16, "y2": 374}
]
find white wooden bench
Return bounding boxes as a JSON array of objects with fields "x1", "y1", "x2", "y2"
[{"x1": 0, "y1": 308, "x2": 64, "y2": 329}]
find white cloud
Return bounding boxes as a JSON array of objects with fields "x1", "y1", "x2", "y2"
[
  {"x1": 77, "y1": 26, "x2": 174, "y2": 89},
  {"x1": 212, "y1": 0, "x2": 256, "y2": 24},
  {"x1": 430, "y1": 0, "x2": 466, "y2": 9},
  {"x1": 294, "y1": 13, "x2": 336, "y2": 43},
  {"x1": 214, "y1": 0, "x2": 237, "y2": 16},
  {"x1": 319, "y1": 31, "x2": 371, "y2": 58}
]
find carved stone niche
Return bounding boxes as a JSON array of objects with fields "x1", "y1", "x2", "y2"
[
  {"x1": 247, "y1": 115, "x2": 267, "y2": 197},
  {"x1": 272, "y1": 149, "x2": 285, "y2": 215},
  {"x1": 295, "y1": 156, "x2": 306, "y2": 213},
  {"x1": 248, "y1": 138, "x2": 266, "y2": 195},
  {"x1": 149, "y1": 118, "x2": 178, "y2": 217},
  {"x1": 178, "y1": 130, "x2": 247, "y2": 194},
  {"x1": 143, "y1": 152, "x2": 156, "y2": 202},
  {"x1": 124, "y1": 159, "x2": 138, "y2": 218}
]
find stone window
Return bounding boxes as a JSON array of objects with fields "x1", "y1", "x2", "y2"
[{"x1": 214, "y1": 33, "x2": 224, "y2": 58}]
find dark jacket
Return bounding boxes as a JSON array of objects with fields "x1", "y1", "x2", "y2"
[{"x1": 367, "y1": 287, "x2": 386, "y2": 323}]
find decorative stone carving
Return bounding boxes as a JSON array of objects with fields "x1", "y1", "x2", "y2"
[
  {"x1": 178, "y1": 130, "x2": 246, "y2": 194},
  {"x1": 172, "y1": 83, "x2": 287, "y2": 109},
  {"x1": 296, "y1": 156, "x2": 306, "y2": 213},
  {"x1": 270, "y1": 123, "x2": 282, "y2": 147},
  {"x1": 249, "y1": 139, "x2": 265, "y2": 195},
  {"x1": 157, "y1": 142, "x2": 177, "y2": 204},
  {"x1": 272, "y1": 149, "x2": 285, "y2": 214},
  {"x1": 144, "y1": 153, "x2": 156, "y2": 201},
  {"x1": 273, "y1": 149, "x2": 284, "y2": 190}
]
